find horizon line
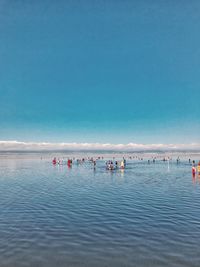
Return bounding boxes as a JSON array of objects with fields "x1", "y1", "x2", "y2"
[{"x1": 0, "y1": 141, "x2": 200, "y2": 152}]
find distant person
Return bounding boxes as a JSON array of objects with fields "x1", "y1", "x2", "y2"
[
  {"x1": 68, "y1": 159, "x2": 71, "y2": 167},
  {"x1": 120, "y1": 160, "x2": 125, "y2": 169},
  {"x1": 115, "y1": 161, "x2": 118, "y2": 168},
  {"x1": 110, "y1": 161, "x2": 114, "y2": 170},
  {"x1": 197, "y1": 161, "x2": 200, "y2": 175},
  {"x1": 192, "y1": 166, "x2": 196, "y2": 176},
  {"x1": 123, "y1": 157, "x2": 126, "y2": 167}
]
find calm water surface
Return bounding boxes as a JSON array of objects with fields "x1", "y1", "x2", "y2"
[{"x1": 0, "y1": 153, "x2": 200, "y2": 267}]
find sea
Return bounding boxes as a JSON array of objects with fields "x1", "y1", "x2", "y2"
[{"x1": 0, "y1": 151, "x2": 200, "y2": 267}]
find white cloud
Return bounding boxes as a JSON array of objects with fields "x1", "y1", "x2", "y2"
[{"x1": 0, "y1": 141, "x2": 200, "y2": 151}]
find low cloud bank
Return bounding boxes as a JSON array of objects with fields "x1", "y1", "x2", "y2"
[{"x1": 0, "y1": 141, "x2": 200, "y2": 151}]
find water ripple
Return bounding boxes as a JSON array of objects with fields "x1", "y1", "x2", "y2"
[{"x1": 0, "y1": 156, "x2": 200, "y2": 267}]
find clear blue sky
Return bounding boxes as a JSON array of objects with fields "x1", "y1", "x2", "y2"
[{"x1": 0, "y1": 0, "x2": 199, "y2": 144}]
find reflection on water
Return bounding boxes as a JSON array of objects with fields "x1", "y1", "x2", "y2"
[{"x1": 0, "y1": 153, "x2": 200, "y2": 267}]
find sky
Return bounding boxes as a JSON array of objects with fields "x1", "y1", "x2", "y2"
[{"x1": 0, "y1": 0, "x2": 200, "y2": 147}]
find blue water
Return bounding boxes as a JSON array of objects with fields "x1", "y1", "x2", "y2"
[{"x1": 0, "y1": 153, "x2": 200, "y2": 267}]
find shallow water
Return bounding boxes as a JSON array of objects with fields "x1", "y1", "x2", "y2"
[{"x1": 0, "y1": 153, "x2": 200, "y2": 267}]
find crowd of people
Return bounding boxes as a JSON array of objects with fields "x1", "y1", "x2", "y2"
[
  {"x1": 51, "y1": 156, "x2": 127, "y2": 170},
  {"x1": 106, "y1": 158, "x2": 126, "y2": 170},
  {"x1": 51, "y1": 156, "x2": 200, "y2": 175},
  {"x1": 52, "y1": 157, "x2": 73, "y2": 167}
]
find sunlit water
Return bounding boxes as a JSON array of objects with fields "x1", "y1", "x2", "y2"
[{"x1": 0, "y1": 153, "x2": 200, "y2": 267}]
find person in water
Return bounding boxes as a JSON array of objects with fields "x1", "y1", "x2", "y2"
[
  {"x1": 120, "y1": 160, "x2": 125, "y2": 169},
  {"x1": 197, "y1": 161, "x2": 200, "y2": 175},
  {"x1": 115, "y1": 161, "x2": 118, "y2": 168},
  {"x1": 123, "y1": 157, "x2": 126, "y2": 167},
  {"x1": 192, "y1": 166, "x2": 196, "y2": 176},
  {"x1": 93, "y1": 160, "x2": 96, "y2": 169}
]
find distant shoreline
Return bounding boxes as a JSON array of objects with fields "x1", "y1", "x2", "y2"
[{"x1": 0, "y1": 150, "x2": 200, "y2": 154}]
